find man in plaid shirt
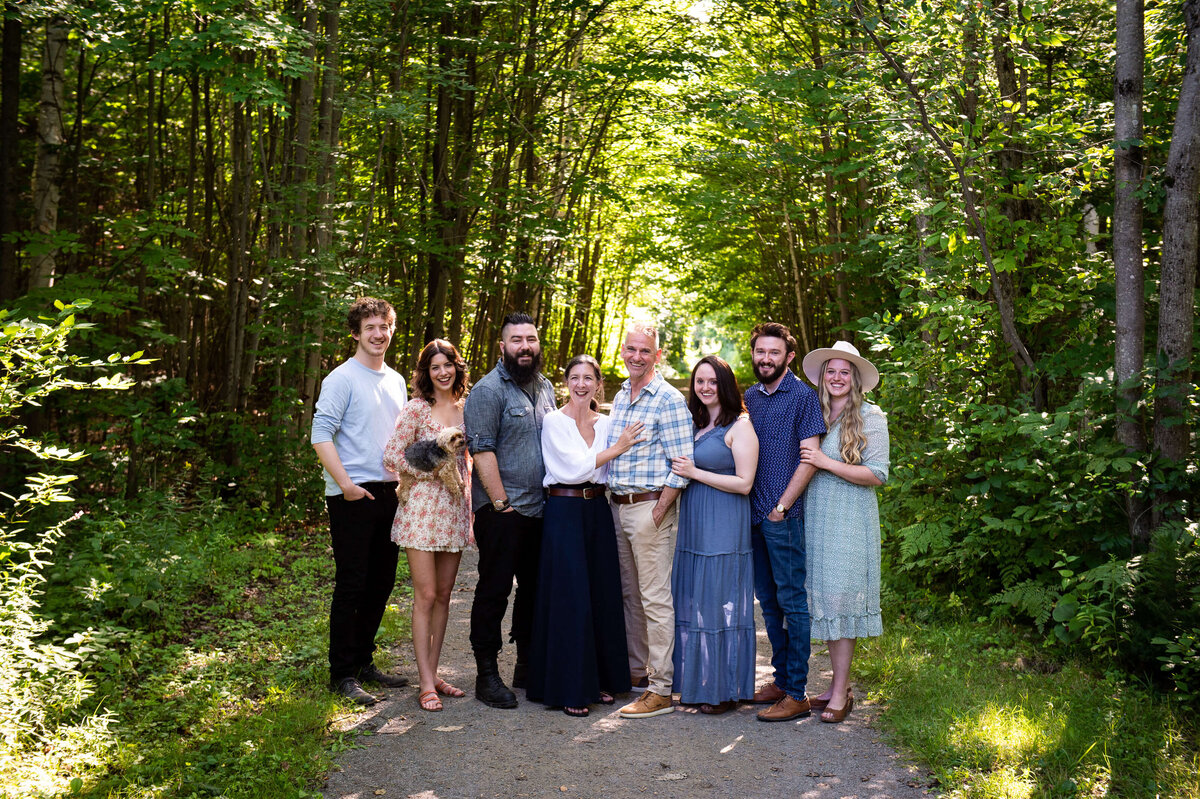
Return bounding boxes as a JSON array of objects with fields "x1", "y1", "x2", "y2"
[{"x1": 606, "y1": 321, "x2": 694, "y2": 718}]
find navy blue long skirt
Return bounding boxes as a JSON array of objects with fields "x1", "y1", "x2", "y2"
[{"x1": 526, "y1": 493, "x2": 631, "y2": 707}]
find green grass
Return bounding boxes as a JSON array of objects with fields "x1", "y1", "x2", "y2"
[
  {"x1": 11, "y1": 495, "x2": 1198, "y2": 799},
  {"x1": 855, "y1": 619, "x2": 1200, "y2": 798},
  {"x1": 3, "y1": 499, "x2": 412, "y2": 799}
]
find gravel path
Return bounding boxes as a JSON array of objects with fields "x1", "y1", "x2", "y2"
[{"x1": 322, "y1": 549, "x2": 931, "y2": 799}]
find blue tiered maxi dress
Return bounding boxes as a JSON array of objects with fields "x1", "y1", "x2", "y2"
[{"x1": 670, "y1": 423, "x2": 756, "y2": 704}]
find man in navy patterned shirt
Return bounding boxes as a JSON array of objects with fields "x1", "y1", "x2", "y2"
[{"x1": 743, "y1": 321, "x2": 827, "y2": 722}]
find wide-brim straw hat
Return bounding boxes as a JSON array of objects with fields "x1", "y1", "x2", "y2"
[{"x1": 801, "y1": 340, "x2": 880, "y2": 392}]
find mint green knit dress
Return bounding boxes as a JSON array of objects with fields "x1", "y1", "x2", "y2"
[{"x1": 804, "y1": 403, "x2": 889, "y2": 641}]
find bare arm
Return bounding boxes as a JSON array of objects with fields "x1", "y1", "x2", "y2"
[
  {"x1": 596, "y1": 420, "x2": 645, "y2": 468},
  {"x1": 651, "y1": 485, "x2": 682, "y2": 527},
  {"x1": 800, "y1": 407, "x2": 889, "y2": 487},
  {"x1": 766, "y1": 433, "x2": 821, "y2": 521},
  {"x1": 799, "y1": 442, "x2": 882, "y2": 486},
  {"x1": 472, "y1": 450, "x2": 512, "y2": 511},
  {"x1": 313, "y1": 441, "x2": 374, "y2": 501},
  {"x1": 671, "y1": 418, "x2": 759, "y2": 495}
]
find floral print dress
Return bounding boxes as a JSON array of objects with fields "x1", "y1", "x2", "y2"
[{"x1": 383, "y1": 398, "x2": 473, "y2": 551}]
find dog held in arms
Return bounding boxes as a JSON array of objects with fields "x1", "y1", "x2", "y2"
[{"x1": 396, "y1": 426, "x2": 467, "y2": 506}]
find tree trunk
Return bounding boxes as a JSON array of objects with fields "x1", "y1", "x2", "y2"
[
  {"x1": 30, "y1": 17, "x2": 67, "y2": 289},
  {"x1": 1113, "y1": 0, "x2": 1150, "y2": 543},
  {"x1": 0, "y1": 8, "x2": 22, "y2": 300},
  {"x1": 1152, "y1": 0, "x2": 1200, "y2": 523},
  {"x1": 300, "y1": 0, "x2": 341, "y2": 430},
  {"x1": 224, "y1": 51, "x2": 255, "y2": 413}
]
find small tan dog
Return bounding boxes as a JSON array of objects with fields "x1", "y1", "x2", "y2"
[{"x1": 396, "y1": 426, "x2": 467, "y2": 506}]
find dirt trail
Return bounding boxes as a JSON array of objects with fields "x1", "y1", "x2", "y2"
[{"x1": 322, "y1": 549, "x2": 931, "y2": 799}]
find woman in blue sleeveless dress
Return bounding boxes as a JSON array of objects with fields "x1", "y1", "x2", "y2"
[{"x1": 669, "y1": 355, "x2": 759, "y2": 714}]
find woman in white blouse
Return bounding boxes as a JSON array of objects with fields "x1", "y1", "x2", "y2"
[{"x1": 525, "y1": 354, "x2": 644, "y2": 717}]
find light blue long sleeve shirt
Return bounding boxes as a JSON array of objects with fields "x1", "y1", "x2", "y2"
[{"x1": 311, "y1": 358, "x2": 408, "y2": 496}]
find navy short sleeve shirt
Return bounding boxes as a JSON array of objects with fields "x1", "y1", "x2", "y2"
[{"x1": 744, "y1": 369, "x2": 827, "y2": 524}]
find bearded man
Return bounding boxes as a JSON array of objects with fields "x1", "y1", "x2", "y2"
[
  {"x1": 463, "y1": 312, "x2": 557, "y2": 708},
  {"x1": 743, "y1": 321, "x2": 827, "y2": 722}
]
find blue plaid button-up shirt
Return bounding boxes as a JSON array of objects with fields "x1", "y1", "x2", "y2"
[{"x1": 606, "y1": 371, "x2": 693, "y2": 495}]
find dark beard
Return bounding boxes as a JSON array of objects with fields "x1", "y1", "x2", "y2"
[
  {"x1": 503, "y1": 348, "x2": 543, "y2": 385},
  {"x1": 753, "y1": 360, "x2": 789, "y2": 385}
]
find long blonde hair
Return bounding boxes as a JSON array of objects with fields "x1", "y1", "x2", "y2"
[{"x1": 818, "y1": 359, "x2": 867, "y2": 465}]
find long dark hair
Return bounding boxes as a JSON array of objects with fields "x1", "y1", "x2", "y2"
[
  {"x1": 412, "y1": 339, "x2": 468, "y2": 403},
  {"x1": 687, "y1": 355, "x2": 744, "y2": 429},
  {"x1": 564, "y1": 354, "x2": 604, "y2": 411}
]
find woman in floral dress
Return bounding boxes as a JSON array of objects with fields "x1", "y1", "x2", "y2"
[{"x1": 383, "y1": 339, "x2": 472, "y2": 712}]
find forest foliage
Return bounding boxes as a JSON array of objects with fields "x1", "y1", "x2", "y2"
[{"x1": 0, "y1": 0, "x2": 1197, "y2": 793}]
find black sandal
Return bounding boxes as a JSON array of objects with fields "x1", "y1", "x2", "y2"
[
  {"x1": 599, "y1": 692, "x2": 615, "y2": 705},
  {"x1": 563, "y1": 706, "x2": 589, "y2": 717}
]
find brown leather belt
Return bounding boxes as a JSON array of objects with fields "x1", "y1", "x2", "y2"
[
  {"x1": 547, "y1": 486, "x2": 605, "y2": 500},
  {"x1": 611, "y1": 490, "x2": 662, "y2": 505}
]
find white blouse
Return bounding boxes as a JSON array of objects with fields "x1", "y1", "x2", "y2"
[{"x1": 541, "y1": 408, "x2": 611, "y2": 486}]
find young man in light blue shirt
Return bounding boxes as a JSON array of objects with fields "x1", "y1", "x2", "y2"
[{"x1": 311, "y1": 297, "x2": 409, "y2": 706}]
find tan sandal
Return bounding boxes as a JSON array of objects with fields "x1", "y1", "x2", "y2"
[
  {"x1": 820, "y1": 692, "x2": 854, "y2": 723},
  {"x1": 435, "y1": 679, "x2": 465, "y2": 698},
  {"x1": 811, "y1": 686, "x2": 851, "y2": 712},
  {"x1": 419, "y1": 690, "x2": 443, "y2": 712}
]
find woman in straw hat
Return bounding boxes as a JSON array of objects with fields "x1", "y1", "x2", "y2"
[{"x1": 799, "y1": 341, "x2": 889, "y2": 723}]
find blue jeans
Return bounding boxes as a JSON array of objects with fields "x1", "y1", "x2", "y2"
[{"x1": 751, "y1": 517, "x2": 810, "y2": 700}]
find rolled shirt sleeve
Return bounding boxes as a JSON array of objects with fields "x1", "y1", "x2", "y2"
[
  {"x1": 606, "y1": 373, "x2": 693, "y2": 494},
  {"x1": 463, "y1": 384, "x2": 502, "y2": 455},
  {"x1": 659, "y1": 393, "x2": 694, "y2": 490}
]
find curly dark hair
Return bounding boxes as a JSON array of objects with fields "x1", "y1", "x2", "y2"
[
  {"x1": 687, "y1": 355, "x2": 744, "y2": 429},
  {"x1": 749, "y1": 321, "x2": 797, "y2": 355},
  {"x1": 412, "y1": 339, "x2": 468, "y2": 404},
  {"x1": 346, "y1": 297, "x2": 395, "y2": 335}
]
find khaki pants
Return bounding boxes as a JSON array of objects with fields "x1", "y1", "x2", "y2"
[{"x1": 611, "y1": 498, "x2": 678, "y2": 697}]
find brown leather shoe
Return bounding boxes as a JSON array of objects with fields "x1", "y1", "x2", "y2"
[
  {"x1": 756, "y1": 694, "x2": 811, "y2": 722},
  {"x1": 749, "y1": 681, "x2": 786, "y2": 705}
]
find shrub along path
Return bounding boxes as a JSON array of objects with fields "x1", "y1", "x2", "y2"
[{"x1": 322, "y1": 548, "x2": 930, "y2": 799}]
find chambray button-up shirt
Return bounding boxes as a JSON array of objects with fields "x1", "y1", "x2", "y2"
[
  {"x1": 464, "y1": 360, "x2": 557, "y2": 518},
  {"x1": 606, "y1": 371, "x2": 693, "y2": 495},
  {"x1": 744, "y1": 369, "x2": 826, "y2": 525}
]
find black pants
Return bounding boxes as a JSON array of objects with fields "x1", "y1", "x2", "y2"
[
  {"x1": 469, "y1": 506, "x2": 543, "y2": 657},
  {"x1": 326, "y1": 482, "x2": 399, "y2": 683}
]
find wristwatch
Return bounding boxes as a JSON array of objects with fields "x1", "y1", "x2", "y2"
[
  {"x1": 775, "y1": 502, "x2": 789, "y2": 515},
  {"x1": 493, "y1": 498, "x2": 511, "y2": 512}
]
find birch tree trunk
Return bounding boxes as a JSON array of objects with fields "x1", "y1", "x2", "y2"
[{"x1": 30, "y1": 16, "x2": 67, "y2": 290}]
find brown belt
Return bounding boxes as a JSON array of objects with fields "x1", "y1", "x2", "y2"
[
  {"x1": 611, "y1": 490, "x2": 662, "y2": 505},
  {"x1": 547, "y1": 486, "x2": 605, "y2": 500}
]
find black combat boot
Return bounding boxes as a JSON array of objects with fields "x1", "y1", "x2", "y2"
[{"x1": 474, "y1": 650, "x2": 517, "y2": 708}]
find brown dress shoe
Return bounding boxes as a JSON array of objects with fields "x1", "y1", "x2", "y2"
[
  {"x1": 750, "y1": 682, "x2": 786, "y2": 705},
  {"x1": 756, "y1": 694, "x2": 812, "y2": 722}
]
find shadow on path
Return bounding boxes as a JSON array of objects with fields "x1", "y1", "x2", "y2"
[{"x1": 323, "y1": 549, "x2": 930, "y2": 799}]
